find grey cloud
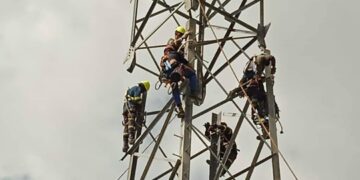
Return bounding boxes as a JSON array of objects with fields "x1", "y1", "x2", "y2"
[{"x1": 1, "y1": 0, "x2": 360, "y2": 179}]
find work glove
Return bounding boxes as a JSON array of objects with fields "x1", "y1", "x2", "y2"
[{"x1": 204, "y1": 122, "x2": 210, "y2": 129}]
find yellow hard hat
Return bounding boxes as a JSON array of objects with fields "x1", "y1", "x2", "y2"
[
  {"x1": 140, "y1": 80, "x2": 150, "y2": 91},
  {"x1": 175, "y1": 26, "x2": 186, "y2": 34}
]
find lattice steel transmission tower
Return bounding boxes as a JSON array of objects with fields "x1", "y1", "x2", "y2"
[{"x1": 120, "y1": 0, "x2": 290, "y2": 179}]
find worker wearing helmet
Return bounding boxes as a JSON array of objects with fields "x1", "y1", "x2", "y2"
[
  {"x1": 204, "y1": 121, "x2": 238, "y2": 176},
  {"x1": 254, "y1": 45, "x2": 276, "y2": 75},
  {"x1": 227, "y1": 50, "x2": 280, "y2": 140},
  {"x1": 160, "y1": 45, "x2": 197, "y2": 118},
  {"x1": 176, "y1": 26, "x2": 186, "y2": 34},
  {"x1": 122, "y1": 80, "x2": 150, "y2": 152},
  {"x1": 167, "y1": 26, "x2": 191, "y2": 54}
]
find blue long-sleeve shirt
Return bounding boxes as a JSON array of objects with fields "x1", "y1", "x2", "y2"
[{"x1": 126, "y1": 85, "x2": 143, "y2": 102}]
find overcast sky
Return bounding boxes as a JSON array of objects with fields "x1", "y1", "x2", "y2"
[{"x1": 1, "y1": 0, "x2": 360, "y2": 180}]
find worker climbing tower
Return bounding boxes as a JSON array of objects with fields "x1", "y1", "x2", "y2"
[{"x1": 120, "y1": 0, "x2": 297, "y2": 179}]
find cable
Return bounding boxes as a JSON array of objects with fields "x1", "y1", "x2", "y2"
[
  {"x1": 196, "y1": 1, "x2": 266, "y2": 137},
  {"x1": 197, "y1": 46, "x2": 299, "y2": 179},
  {"x1": 195, "y1": 2, "x2": 298, "y2": 179},
  {"x1": 197, "y1": 0, "x2": 241, "y2": 84}
]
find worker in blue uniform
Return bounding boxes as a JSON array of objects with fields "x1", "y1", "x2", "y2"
[{"x1": 122, "y1": 80, "x2": 150, "y2": 152}]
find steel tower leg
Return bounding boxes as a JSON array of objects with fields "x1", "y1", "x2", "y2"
[
  {"x1": 245, "y1": 141, "x2": 265, "y2": 180},
  {"x1": 179, "y1": 99, "x2": 192, "y2": 180},
  {"x1": 195, "y1": 0, "x2": 205, "y2": 105},
  {"x1": 122, "y1": 0, "x2": 287, "y2": 179},
  {"x1": 127, "y1": 92, "x2": 146, "y2": 180},
  {"x1": 209, "y1": 113, "x2": 221, "y2": 180},
  {"x1": 265, "y1": 66, "x2": 281, "y2": 180},
  {"x1": 261, "y1": 1, "x2": 280, "y2": 179},
  {"x1": 130, "y1": 0, "x2": 138, "y2": 44},
  {"x1": 179, "y1": 18, "x2": 197, "y2": 180},
  {"x1": 140, "y1": 104, "x2": 175, "y2": 180}
]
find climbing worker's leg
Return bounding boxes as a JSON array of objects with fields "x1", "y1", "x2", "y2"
[
  {"x1": 251, "y1": 107, "x2": 256, "y2": 121},
  {"x1": 257, "y1": 120, "x2": 270, "y2": 140},
  {"x1": 172, "y1": 84, "x2": 182, "y2": 106},
  {"x1": 240, "y1": 75, "x2": 247, "y2": 85},
  {"x1": 257, "y1": 94, "x2": 268, "y2": 119},
  {"x1": 218, "y1": 150, "x2": 226, "y2": 177},
  {"x1": 251, "y1": 98, "x2": 265, "y2": 125},
  {"x1": 255, "y1": 96, "x2": 270, "y2": 140},
  {"x1": 127, "y1": 103, "x2": 137, "y2": 144},
  {"x1": 241, "y1": 70, "x2": 255, "y2": 84},
  {"x1": 228, "y1": 81, "x2": 248, "y2": 99},
  {"x1": 188, "y1": 73, "x2": 197, "y2": 95},
  {"x1": 183, "y1": 67, "x2": 197, "y2": 97},
  {"x1": 221, "y1": 149, "x2": 238, "y2": 177},
  {"x1": 172, "y1": 84, "x2": 184, "y2": 118},
  {"x1": 133, "y1": 104, "x2": 143, "y2": 140},
  {"x1": 177, "y1": 104, "x2": 185, "y2": 118},
  {"x1": 123, "y1": 118, "x2": 129, "y2": 152},
  {"x1": 122, "y1": 104, "x2": 129, "y2": 152},
  {"x1": 262, "y1": 120, "x2": 270, "y2": 139}
]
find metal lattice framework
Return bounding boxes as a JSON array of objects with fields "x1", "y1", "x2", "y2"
[{"x1": 120, "y1": 0, "x2": 295, "y2": 179}]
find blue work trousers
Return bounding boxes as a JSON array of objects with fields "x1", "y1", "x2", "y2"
[{"x1": 172, "y1": 68, "x2": 197, "y2": 106}]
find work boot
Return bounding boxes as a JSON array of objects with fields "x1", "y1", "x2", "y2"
[
  {"x1": 256, "y1": 134, "x2": 270, "y2": 140},
  {"x1": 257, "y1": 122, "x2": 269, "y2": 140},
  {"x1": 177, "y1": 106, "x2": 185, "y2": 118},
  {"x1": 122, "y1": 144, "x2": 129, "y2": 152}
]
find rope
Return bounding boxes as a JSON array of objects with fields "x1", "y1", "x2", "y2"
[
  {"x1": 196, "y1": 1, "x2": 267, "y2": 140},
  {"x1": 259, "y1": 117, "x2": 299, "y2": 180},
  {"x1": 197, "y1": 49, "x2": 298, "y2": 179},
  {"x1": 197, "y1": 0, "x2": 241, "y2": 83},
  {"x1": 196, "y1": 2, "x2": 298, "y2": 179},
  {"x1": 196, "y1": 0, "x2": 260, "y2": 133}
]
